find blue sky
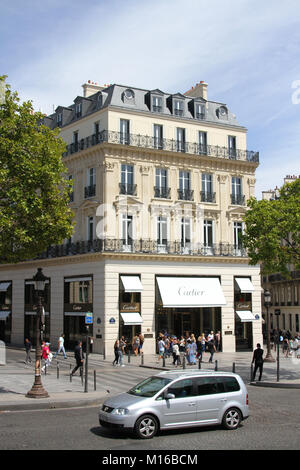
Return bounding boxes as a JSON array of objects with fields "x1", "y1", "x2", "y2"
[{"x1": 1, "y1": 0, "x2": 300, "y2": 198}]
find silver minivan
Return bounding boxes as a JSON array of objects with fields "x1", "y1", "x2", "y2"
[{"x1": 99, "y1": 370, "x2": 249, "y2": 439}]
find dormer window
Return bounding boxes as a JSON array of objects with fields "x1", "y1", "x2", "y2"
[
  {"x1": 195, "y1": 103, "x2": 205, "y2": 120},
  {"x1": 216, "y1": 106, "x2": 228, "y2": 119},
  {"x1": 152, "y1": 96, "x2": 162, "y2": 113},
  {"x1": 174, "y1": 99, "x2": 184, "y2": 116},
  {"x1": 122, "y1": 89, "x2": 135, "y2": 104},
  {"x1": 75, "y1": 102, "x2": 82, "y2": 118},
  {"x1": 57, "y1": 113, "x2": 62, "y2": 127}
]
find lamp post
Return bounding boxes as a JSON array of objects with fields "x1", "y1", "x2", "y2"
[
  {"x1": 26, "y1": 268, "x2": 49, "y2": 398},
  {"x1": 264, "y1": 289, "x2": 275, "y2": 363}
]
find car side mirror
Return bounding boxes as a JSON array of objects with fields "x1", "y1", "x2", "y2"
[{"x1": 164, "y1": 391, "x2": 175, "y2": 400}]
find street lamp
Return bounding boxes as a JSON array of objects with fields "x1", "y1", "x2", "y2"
[
  {"x1": 26, "y1": 268, "x2": 49, "y2": 398},
  {"x1": 264, "y1": 289, "x2": 275, "y2": 362}
]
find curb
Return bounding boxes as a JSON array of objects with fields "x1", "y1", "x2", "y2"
[
  {"x1": 0, "y1": 395, "x2": 107, "y2": 412},
  {"x1": 249, "y1": 381, "x2": 300, "y2": 389}
]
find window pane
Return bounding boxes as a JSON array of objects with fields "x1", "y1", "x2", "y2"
[{"x1": 168, "y1": 379, "x2": 194, "y2": 398}]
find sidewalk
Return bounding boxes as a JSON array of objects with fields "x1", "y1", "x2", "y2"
[{"x1": 0, "y1": 348, "x2": 299, "y2": 412}]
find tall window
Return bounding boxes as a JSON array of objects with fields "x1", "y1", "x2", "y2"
[
  {"x1": 120, "y1": 119, "x2": 130, "y2": 144},
  {"x1": 155, "y1": 168, "x2": 169, "y2": 198},
  {"x1": 122, "y1": 214, "x2": 133, "y2": 248},
  {"x1": 73, "y1": 131, "x2": 79, "y2": 152},
  {"x1": 201, "y1": 173, "x2": 214, "y2": 202},
  {"x1": 179, "y1": 171, "x2": 193, "y2": 200},
  {"x1": 195, "y1": 103, "x2": 205, "y2": 119},
  {"x1": 152, "y1": 96, "x2": 162, "y2": 112},
  {"x1": 85, "y1": 168, "x2": 96, "y2": 198},
  {"x1": 176, "y1": 128, "x2": 186, "y2": 152},
  {"x1": 157, "y1": 216, "x2": 167, "y2": 246},
  {"x1": 232, "y1": 177, "x2": 243, "y2": 205},
  {"x1": 198, "y1": 131, "x2": 207, "y2": 154},
  {"x1": 153, "y1": 124, "x2": 163, "y2": 149},
  {"x1": 57, "y1": 113, "x2": 62, "y2": 127},
  {"x1": 233, "y1": 222, "x2": 243, "y2": 252},
  {"x1": 120, "y1": 164, "x2": 135, "y2": 195},
  {"x1": 87, "y1": 216, "x2": 94, "y2": 241},
  {"x1": 203, "y1": 220, "x2": 213, "y2": 254},
  {"x1": 228, "y1": 135, "x2": 236, "y2": 158},
  {"x1": 75, "y1": 102, "x2": 82, "y2": 118},
  {"x1": 174, "y1": 100, "x2": 184, "y2": 116},
  {"x1": 181, "y1": 218, "x2": 191, "y2": 249}
]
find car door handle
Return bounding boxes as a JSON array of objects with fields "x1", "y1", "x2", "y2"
[
  {"x1": 220, "y1": 398, "x2": 227, "y2": 402},
  {"x1": 188, "y1": 403, "x2": 196, "y2": 406}
]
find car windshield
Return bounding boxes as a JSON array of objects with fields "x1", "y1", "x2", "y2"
[{"x1": 128, "y1": 376, "x2": 172, "y2": 397}]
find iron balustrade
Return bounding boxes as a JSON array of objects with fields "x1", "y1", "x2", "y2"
[
  {"x1": 119, "y1": 183, "x2": 137, "y2": 196},
  {"x1": 154, "y1": 186, "x2": 171, "y2": 199},
  {"x1": 62, "y1": 130, "x2": 259, "y2": 163},
  {"x1": 36, "y1": 239, "x2": 248, "y2": 260},
  {"x1": 231, "y1": 194, "x2": 246, "y2": 205},
  {"x1": 84, "y1": 184, "x2": 96, "y2": 198},
  {"x1": 200, "y1": 191, "x2": 216, "y2": 203},
  {"x1": 178, "y1": 189, "x2": 194, "y2": 201}
]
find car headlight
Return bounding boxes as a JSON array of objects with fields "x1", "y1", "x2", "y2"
[{"x1": 111, "y1": 408, "x2": 129, "y2": 415}]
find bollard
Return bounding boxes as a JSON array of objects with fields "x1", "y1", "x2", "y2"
[
  {"x1": 215, "y1": 360, "x2": 218, "y2": 371},
  {"x1": 163, "y1": 354, "x2": 166, "y2": 367},
  {"x1": 232, "y1": 362, "x2": 236, "y2": 373},
  {"x1": 94, "y1": 370, "x2": 96, "y2": 391},
  {"x1": 103, "y1": 349, "x2": 106, "y2": 361},
  {"x1": 57, "y1": 362, "x2": 59, "y2": 379},
  {"x1": 128, "y1": 350, "x2": 131, "y2": 363},
  {"x1": 80, "y1": 366, "x2": 83, "y2": 386},
  {"x1": 182, "y1": 356, "x2": 186, "y2": 369},
  {"x1": 250, "y1": 364, "x2": 254, "y2": 382},
  {"x1": 198, "y1": 358, "x2": 201, "y2": 369},
  {"x1": 141, "y1": 352, "x2": 144, "y2": 365}
]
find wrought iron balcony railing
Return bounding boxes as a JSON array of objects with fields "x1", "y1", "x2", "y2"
[
  {"x1": 231, "y1": 194, "x2": 246, "y2": 205},
  {"x1": 62, "y1": 130, "x2": 259, "y2": 163},
  {"x1": 200, "y1": 191, "x2": 216, "y2": 203},
  {"x1": 119, "y1": 183, "x2": 137, "y2": 196},
  {"x1": 84, "y1": 184, "x2": 96, "y2": 198},
  {"x1": 178, "y1": 189, "x2": 194, "y2": 201},
  {"x1": 37, "y1": 239, "x2": 248, "y2": 260},
  {"x1": 154, "y1": 186, "x2": 171, "y2": 199}
]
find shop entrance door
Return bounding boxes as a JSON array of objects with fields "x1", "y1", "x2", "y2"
[{"x1": 235, "y1": 320, "x2": 253, "y2": 350}]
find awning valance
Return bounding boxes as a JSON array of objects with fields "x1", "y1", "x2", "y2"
[
  {"x1": 235, "y1": 278, "x2": 254, "y2": 293},
  {"x1": 120, "y1": 312, "x2": 143, "y2": 325},
  {"x1": 120, "y1": 276, "x2": 143, "y2": 293},
  {"x1": 156, "y1": 277, "x2": 226, "y2": 308},
  {"x1": 236, "y1": 310, "x2": 256, "y2": 322}
]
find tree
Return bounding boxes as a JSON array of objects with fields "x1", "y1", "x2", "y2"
[
  {"x1": 243, "y1": 178, "x2": 300, "y2": 276},
  {"x1": 0, "y1": 76, "x2": 74, "y2": 263}
]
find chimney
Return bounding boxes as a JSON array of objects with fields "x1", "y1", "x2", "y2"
[
  {"x1": 184, "y1": 81, "x2": 208, "y2": 100},
  {"x1": 82, "y1": 80, "x2": 107, "y2": 98}
]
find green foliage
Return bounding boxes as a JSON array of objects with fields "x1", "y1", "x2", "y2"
[
  {"x1": 243, "y1": 179, "x2": 300, "y2": 275},
  {"x1": 0, "y1": 76, "x2": 74, "y2": 263}
]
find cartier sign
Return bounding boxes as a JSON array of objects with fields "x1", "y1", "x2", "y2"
[{"x1": 120, "y1": 302, "x2": 140, "y2": 313}]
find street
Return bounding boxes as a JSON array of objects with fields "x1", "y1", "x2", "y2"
[{"x1": 0, "y1": 386, "x2": 299, "y2": 451}]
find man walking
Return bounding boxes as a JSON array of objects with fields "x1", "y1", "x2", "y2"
[
  {"x1": 252, "y1": 343, "x2": 264, "y2": 381},
  {"x1": 71, "y1": 340, "x2": 84, "y2": 376},
  {"x1": 54, "y1": 334, "x2": 67, "y2": 359},
  {"x1": 24, "y1": 338, "x2": 32, "y2": 364}
]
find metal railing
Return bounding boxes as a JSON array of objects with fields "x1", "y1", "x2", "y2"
[
  {"x1": 63, "y1": 130, "x2": 259, "y2": 163},
  {"x1": 37, "y1": 239, "x2": 248, "y2": 260}
]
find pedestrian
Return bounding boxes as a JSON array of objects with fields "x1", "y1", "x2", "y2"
[
  {"x1": 138, "y1": 333, "x2": 144, "y2": 355},
  {"x1": 283, "y1": 338, "x2": 289, "y2": 358},
  {"x1": 112, "y1": 339, "x2": 120, "y2": 366},
  {"x1": 119, "y1": 336, "x2": 126, "y2": 367},
  {"x1": 207, "y1": 339, "x2": 216, "y2": 363},
  {"x1": 251, "y1": 343, "x2": 264, "y2": 381},
  {"x1": 200, "y1": 333, "x2": 207, "y2": 358},
  {"x1": 41, "y1": 342, "x2": 51, "y2": 373},
  {"x1": 157, "y1": 336, "x2": 166, "y2": 363},
  {"x1": 186, "y1": 339, "x2": 197, "y2": 365},
  {"x1": 132, "y1": 334, "x2": 140, "y2": 356},
  {"x1": 207, "y1": 331, "x2": 214, "y2": 342},
  {"x1": 24, "y1": 338, "x2": 32, "y2": 364},
  {"x1": 179, "y1": 336, "x2": 186, "y2": 353},
  {"x1": 54, "y1": 334, "x2": 67, "y2": 359},
  {"x1": 172, "y1": 340, "x2": 181, "y2": 366},
  {"x1": 215, "y1": 331, "x2": 221, "y2": 352},
  {"x1": 71, "y1": 340, "x2": 84, "y2": 376}
]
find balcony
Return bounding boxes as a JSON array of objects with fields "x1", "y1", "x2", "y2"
[
  {"x1": 84, "y1": 184, "x2": 96, "y2": 198},
  {"x1": 119, "y1": 183, "x2": 137, "y2": 196},
  {"x1": 63, "y1": 130, "x2": 259, "y2": 164},
  {"x1": 152, "y1": 105, "x2": 162, "y2": 113},
  {"x1": 231, "y1": 194, "x2": 245, "y2": 206},
  {"x1": 37, "y1": 239, "x2": 248, "y2": 260},
  {"x1": 178, "y1": 189, "x2": 194, "y2": 201},
  {"x1": 200, "y1": 191, "x2": 216, "y2": 203},
  {"x1": 154, "y1": 186, "x2": 171, "y2": 199}
]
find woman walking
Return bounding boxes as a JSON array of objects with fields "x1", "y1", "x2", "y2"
[{"x1": 112, "y1": 340, "x2": 120, "y2": 366}]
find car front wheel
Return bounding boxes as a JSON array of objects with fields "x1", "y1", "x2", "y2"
[
  {"x1": 222, "y1": 407, "x2": 242, "y2": 430},
  {"x1": 134, "y1": 414, "x2": 158, "y2": 439}
]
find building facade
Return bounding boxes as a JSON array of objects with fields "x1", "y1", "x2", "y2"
[
  {"x1": 0, "y1": 80, "x2": 263, "y2": 353},
  {"x1": 261, "y1": 175, "x2": 300, "y2": 337}
]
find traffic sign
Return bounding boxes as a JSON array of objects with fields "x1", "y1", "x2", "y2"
[{"x1": 85, "y1": 312, "x2": 93, "y2": 324}]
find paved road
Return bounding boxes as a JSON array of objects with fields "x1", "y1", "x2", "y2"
[{"x1": 1, "y1": 385, "x2": 299, "y2": 451}]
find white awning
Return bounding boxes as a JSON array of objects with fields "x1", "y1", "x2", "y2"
[
  {"x1": 120, "y1": 312, "x2": 143, "y2": 325},
  {"x1": 0, "y1": 311, "x2": 10, "y2": 320},
  {"x1": 156, "y1": 277, "x2": 226, "y2": 308},
  {"x1": 236, "y1": 311, "x2": 256, "y2": 322},
  {"x1": 235, "y1": 278, "x2": 254, "y2": 293},
  {"x1": 120, "y1": 276, "x2": 143, "y2": 293},
  {"x1": 0, "y1": 282, "x2": 11, "y2": 291}
]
